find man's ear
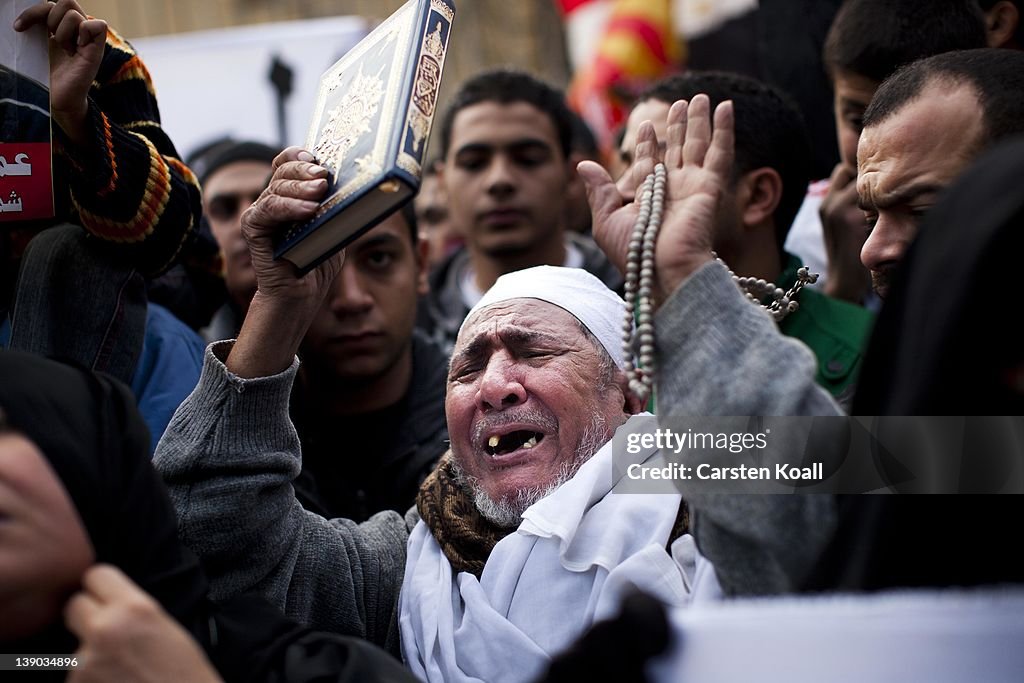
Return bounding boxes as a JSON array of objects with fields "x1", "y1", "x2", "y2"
[
  {"x1": 614, "y1": 369, "x2": 647, "y2": 415},
  {"x1": 415, "y1": 235, "x2": 430, "y2": 296},
  {"x1": 983, "y1": 1, "x2": 1019, "y2": 48},
  {"x1": 739, "y1": 167, "x2": 783, "y2": 229}
]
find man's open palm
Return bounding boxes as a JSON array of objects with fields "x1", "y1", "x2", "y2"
[{"x1": 580, "y1": 94, "x2": 735, "y2": 305}]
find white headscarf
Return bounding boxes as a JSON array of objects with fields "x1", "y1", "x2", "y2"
[{"x1": 460, "y1": 265, "x2": 628, "y2": 369}]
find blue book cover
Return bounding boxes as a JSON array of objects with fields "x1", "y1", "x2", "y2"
[{"x1": 274, "y1": 0, "x2": 455, "y2": 273}]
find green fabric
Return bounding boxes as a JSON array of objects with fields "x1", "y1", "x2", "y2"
[
  {"x1": 777, "y1": 254, "x2": 874, "y2": 399},
  {"x1": 642, "y1": 254, "x2": 873, "y2": 410}
]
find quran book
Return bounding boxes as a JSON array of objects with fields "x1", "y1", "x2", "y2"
[
  {"x1": 1, "y1": 0, "x2": 55, "y2": 223},
  {"x1": 274, "y1": 0, "x2": 455, "y2": 273}
]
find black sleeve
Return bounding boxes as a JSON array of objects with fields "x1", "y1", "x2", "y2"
[{"x1": 209, "y1": 594, "x2": 418, "y2": 683}]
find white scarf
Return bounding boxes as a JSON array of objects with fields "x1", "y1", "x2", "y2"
[{"x1": 399, "y1": 422, "x2": 696, "y2": 682}]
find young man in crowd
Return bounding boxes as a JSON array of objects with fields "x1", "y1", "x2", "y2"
[
  {"x1": 856, "y1": 48, "x2": 1024, "y2": 299},
  {"x1": 419, "y1": 68, "x2": 622, "y2": 352},
  {"x1": 291, "y1": 205, "x2": 449, "y2": 521},
  {"x1": 191, "y1": 139, "x2": 279, "y2": 342},
  {"x1": 193, "y1": 141, "x2": 448, "y2": 520}
]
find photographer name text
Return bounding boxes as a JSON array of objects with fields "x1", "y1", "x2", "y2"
[{"x1": 626, "y1": 462, "x2": 824, "y2": 481}]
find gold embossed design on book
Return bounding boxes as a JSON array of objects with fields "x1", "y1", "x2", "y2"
[
  {"x1": 311, "y1": 13, "x2": 415, "y2": 217},
  {"x1": 313, "y1": 66, "x2": 386, "y2": 172},
  {"x1": 432, "y1": 0, "x2": 454, "y2": 21}
]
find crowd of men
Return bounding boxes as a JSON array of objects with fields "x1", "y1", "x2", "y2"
[{"x1": 2, "y1": 0, "x2": 1024, "y2": 681}]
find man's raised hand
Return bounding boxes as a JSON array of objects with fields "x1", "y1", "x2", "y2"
[
  {"x1": 227, "y1": 147, "x2": 343, "y2": 379},
  {"x1": 580, "y1": 94, "x2": 735, "y2": 307},
  {"x1": 240, "y1": 147, "x2": 341, "y2": 303}
]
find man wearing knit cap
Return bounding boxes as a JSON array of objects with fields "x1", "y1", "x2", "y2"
[
  {"x1": 157, "y1": 95, "x2": 839, "y2": 680},
  {"x1": 190, "y1": 139, "x2": 279, "y2": 342}
]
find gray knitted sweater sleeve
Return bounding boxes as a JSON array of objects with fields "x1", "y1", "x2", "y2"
[
  {"x1": 154, "y1": 342, "x2": 410, "y2": 654},
  {"x1": 654, "y1": 261, "x2": 842, "y2": 596}
]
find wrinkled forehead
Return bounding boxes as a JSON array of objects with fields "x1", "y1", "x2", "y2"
[
  {"x1": 456, "y1": 298, "x2": 585, "y2": 348},
  {"x1": 858, "y1": 81, "x2": 983, "y2": 173}
]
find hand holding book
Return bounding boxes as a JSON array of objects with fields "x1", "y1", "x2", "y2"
[
  {"x1": 226, "y1": 0, "x2": 455, "y2": 376},
  {"x1": 227, "y1": 147, "x2": 345, "y2": 379},
  {"x1": 275, "y1": 0, "x2": 455, "y2": 273}
]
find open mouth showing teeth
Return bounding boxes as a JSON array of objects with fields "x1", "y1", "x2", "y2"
[{"x1": 486, "y1": 431, "x2": 545, "y2": 456}]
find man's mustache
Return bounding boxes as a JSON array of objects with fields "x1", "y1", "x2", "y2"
[
  {"x1": 871, "y1": 269, "x2": 892, "y2": 298},
  {"x1": 471, "y1": 407, "x2": 558, "y2": 446}
]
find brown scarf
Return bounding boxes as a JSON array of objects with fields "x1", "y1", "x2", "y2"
[
  {"x1": 417, "y1": 451, "x2": 691, "y2": 579},
  {"x1": 416, "y1": 452, "x2": 513, "y2": 578}
]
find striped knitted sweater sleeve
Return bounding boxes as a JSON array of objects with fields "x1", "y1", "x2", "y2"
[{"x1": 55, "y1": 26, "x2": 201, "y2": 277}]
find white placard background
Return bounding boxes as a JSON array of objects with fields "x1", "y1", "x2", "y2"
[{"x1": 132, "y1": 16, "x2": 369, "y2": 158}]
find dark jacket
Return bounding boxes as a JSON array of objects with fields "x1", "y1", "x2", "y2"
[
  {"x1": 803, "y1": 138, "x2": 1024, "y2": 593},
  {"x1": 291, "y1": 330, "x2": 449, "y2": 522},
  {"x1": 418, "y1": 233, "x2": 624, "y2": 354}
]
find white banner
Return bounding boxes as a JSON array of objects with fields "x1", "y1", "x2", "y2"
[{"x1": 132, "y1": 16, "x2": 369, "y2": 157}]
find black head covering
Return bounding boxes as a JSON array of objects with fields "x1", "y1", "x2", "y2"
[
  {"x1": 0, "y1": 352, "x2": 422, "y2": 682},
  {"x1": 189, "y1": 139, "x2": 280, "y2": 187},
  {"x1": 0, "y1": 351, "x2": 210, "y2": 667},
  {"x1": 803, "y1": 137, "x2": 1024, "y2": 591}
]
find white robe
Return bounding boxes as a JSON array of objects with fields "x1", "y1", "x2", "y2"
[{"x1": 399, "y1": 424, "x2": 697, "y2": 682}]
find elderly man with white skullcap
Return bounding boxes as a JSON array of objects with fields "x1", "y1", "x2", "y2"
[{"x1": 156, "y1": 96, "x2": 839, "y2": 682}]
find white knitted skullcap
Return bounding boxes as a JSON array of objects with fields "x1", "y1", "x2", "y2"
[{"x1": 460, "y1": 265, "x2": 627, "y2": 369}]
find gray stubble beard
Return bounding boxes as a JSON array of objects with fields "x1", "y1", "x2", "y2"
[{"x1": 451, "y1": 411, "x2": 612, "y2": 529}]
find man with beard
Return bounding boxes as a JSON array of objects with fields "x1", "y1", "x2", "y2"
[
  {"x1": 157, "y1": 97, "x2": 837, "y2": 680},
  {"x1": 787, "y1": 0, "x2": 1020, "y2": 305}
]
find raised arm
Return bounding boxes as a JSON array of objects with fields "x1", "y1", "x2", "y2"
[
  {"x1": 155, "y1": 149, "x2": 408, "y2": 652},
  {"x1": 580, "y1": 96, "x2": 840, "y2": 595},
  {"x1": 15, "y1": 1, "x2": 201, "y2": 275},
  {"x1": 580, "y1": 96, "x2": 839, "y2": 415}
]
